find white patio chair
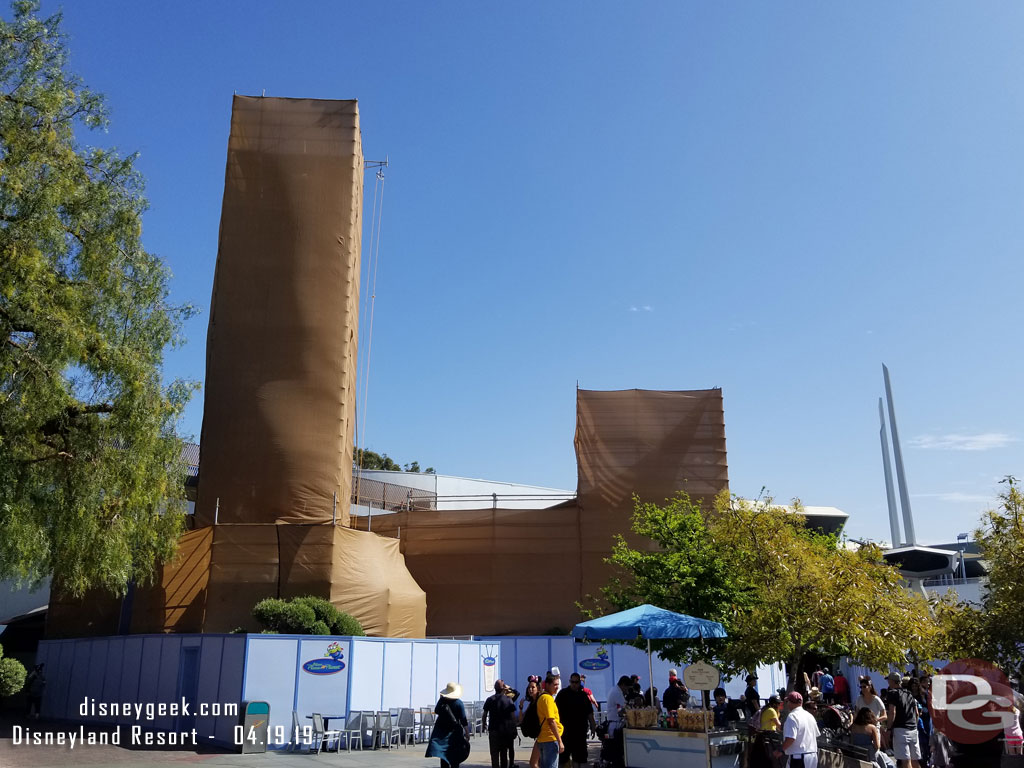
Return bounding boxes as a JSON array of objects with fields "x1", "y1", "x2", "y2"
[
  {"x1": 310, "y1": 712, "x2": 341, "y2": 753},
  {"x1": 396, "y1": 707, "x2": 417, "y2": 747},
  {"x1": 373, "y1": 710, "x2": 400, "y2": 749},
  {"x1": 418, "y1": 707, "x2": 437, "y2": 743},
  {"x1": 340, "y1": 712, "x2": 364, "y2": 751}
]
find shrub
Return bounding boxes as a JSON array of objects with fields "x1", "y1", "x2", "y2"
[
  {"x1": 252, "y1": 597, "x2": 365, "y2": 636},
  {"x1": 0, "y1": 644, "x2": 26, "y2": 697}
]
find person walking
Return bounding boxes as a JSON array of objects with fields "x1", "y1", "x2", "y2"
[
  {"x1": 426, "y1": 682, "x2": 471, "y2": 768},
  {"x1": 533, "y1": 673, "x2": 564, "y2": 768},
  {"x1": 555, "y1": 673, "x2": 596, "y2": 768},
  {"x1": 483, "y1": 680, "x2": 518, "y2": 768},
  {"x1": 886, "y1": 675, "x2": 921, "y2": 768},
  {"x1": 775, "y1": 691, "x2": 820, "y2": 768}
]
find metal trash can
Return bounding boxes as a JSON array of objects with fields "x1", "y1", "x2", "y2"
[{"x1": 238, "y1": 701, "x2": 270, "y2": 754}]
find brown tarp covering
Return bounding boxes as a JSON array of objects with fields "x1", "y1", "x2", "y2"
[
  {"x1": 369, "y1": 388, "x2": 729, "y2": 636},
  {"x1": 575, "y1": 388, "x2": 729, "y2": 600},
  {"x1": 46, "y1": 97, "x2": 427, "y2": 640},
  {"x1": 195, "y1": 96, "x2": 363, "y2": 527},
  {"x1": 51, "y1": 524, "x2": 427, "y2": 637}
]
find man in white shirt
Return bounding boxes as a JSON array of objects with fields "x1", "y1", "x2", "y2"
[
  {"x1": 602, "y1": 676, "x2": 632, "y2": 768},
  {"x1": 605, "y1": 676, "x2": 631, "y2": 736},
  {"x1": 775, "y1": 691, "x2": 820, "y2": 768}
]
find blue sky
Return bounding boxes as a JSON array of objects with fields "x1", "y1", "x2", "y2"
[{"x1": 41, "y1": 1, "x2": 1024, "y2": 545}]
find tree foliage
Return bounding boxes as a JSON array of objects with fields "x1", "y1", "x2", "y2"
[
  {"x1": 0, "y1": 643, "x2": 27, "y2": 697},
  {"x1": 599, "y1": 492, "x2": 754, "y2": 672},
  {"x1": 0, "y1": 1, "x2": 195, "y2": 596},
  {"x1": 252, "y1": 596, "x2": 365, "y2": 636},
  {"x1": 709, "y1": 496, "x2": 936, "y2": 686},
  {"x1": 599, "y1": 492, "x2": 936, "y2": 686},
  {"x1": 934, "y1": 477, "x2": 1024, "y2": 679},
  {"x1": 355, "y1": 448, "x2": 433, "y2": 474}
]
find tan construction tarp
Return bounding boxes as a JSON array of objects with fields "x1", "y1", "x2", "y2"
[
  {"x1": 575, "y1": 388, "x2": 729, "y2": 597},
  {"x1": 50, "y1": 524, "x2": 426, "y2": 638},
  {"x1": 46, "y1": 97, "x2": 427, "y2": 640},
  {"x1": 369, "y1": 389, "x2": 729, "y2": 636},
  {"x1": 195, "y1": 96, "x2": 363, "y2": 527}
]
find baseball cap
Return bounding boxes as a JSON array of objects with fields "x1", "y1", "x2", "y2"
[
  {"x1": 786, "y1": 692, "x2": 803, "y2": 705},
  {"x1": 669, "y1": 669, "x2": 678, "y2": 678}
]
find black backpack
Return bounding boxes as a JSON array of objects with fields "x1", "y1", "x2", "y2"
[{"x1": 521, "y1": 699, "x2": 541, "y2": 739}]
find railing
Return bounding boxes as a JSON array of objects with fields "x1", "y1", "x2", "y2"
[
  {"x1": 351, "y1": 476, "x2": 436, "y2": 511},
  {"x1": 921, "y1": 575, "x2": 986, "y2": 587}
]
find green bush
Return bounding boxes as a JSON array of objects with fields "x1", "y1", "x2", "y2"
[
  {"x1": 0, "y1": 644, "x2": 27, "y2": 697},
  {"x1": 252, "y1": 597, "x2": 365, "y2": 636}
]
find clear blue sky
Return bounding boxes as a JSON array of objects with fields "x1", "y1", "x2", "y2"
[{"x1": 41, "y1": 1, "x2": 1024, "y2": 545}]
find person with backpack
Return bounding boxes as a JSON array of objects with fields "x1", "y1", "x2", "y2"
[
  {"x1": 426, "y1": 682, "x2": 471, "y2": 768},
  {"x1": 519, "y1": 679, "x2": 543, "y2": 740}
]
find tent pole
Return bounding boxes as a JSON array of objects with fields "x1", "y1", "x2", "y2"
[{"x1": 647, "y1": 638, "x2": 654, "y2": 708}]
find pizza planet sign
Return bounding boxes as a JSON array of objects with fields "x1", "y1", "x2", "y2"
[{"x1": 683, "y1": 662, "x2": 720, "y2": 690}]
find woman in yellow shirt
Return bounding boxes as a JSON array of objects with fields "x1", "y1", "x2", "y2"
[{"x1": 759, "y1": 694, "x2": 782, "y2": 732}]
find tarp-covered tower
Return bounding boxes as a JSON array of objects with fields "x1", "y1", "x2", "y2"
[{"x1": 48, "y1": 97, "x2": 426, "y2": 638}]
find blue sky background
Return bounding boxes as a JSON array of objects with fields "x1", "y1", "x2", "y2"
[{"x1": 39, "y1": 1, "x2": 1024, "y2": 545}]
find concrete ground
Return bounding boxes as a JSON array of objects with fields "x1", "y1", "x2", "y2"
[{"x1": 0, "y1": 713, "x2": 599, "y2": 768}]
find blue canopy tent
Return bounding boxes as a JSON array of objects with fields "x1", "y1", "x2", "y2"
[{"x1": 571, "y1": 605, "x2": 728, "y2": 707}]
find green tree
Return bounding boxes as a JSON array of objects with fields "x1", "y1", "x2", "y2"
[
  {"x1": 0, "y1": 1, "x2": 196, "y2": 596},
  {"x1": 597, "y1": 492, "x2": 937, "y2": 687},
  {"x1": 0, "y1": 643, "x2": 27, "y2": 697},
  {"x1": 598, "y1": 492, "x2": 751, "y2": 672},
  {"x1": 252, "y1": 596, "x2": 365, "y2": 636},
  {"x1": 707, "y1": 495, "x2": 936, "y2": 688},
  {"x1": 354, "y1": 448, "x2": 432, "y2": 474},
  {"x1": 934, "y1": 477, "x2": 1024, "y2": 679}
]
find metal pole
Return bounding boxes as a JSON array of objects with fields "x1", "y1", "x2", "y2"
[
  {"x1": 883, "y1": 364, "x2": 917, "y2": 545},
  {"x1": 647, "y1": 638, "x2": 655, "y2": 708},
  {"x1": 879, "y1": 398, "x2": 902, "y2": 547},
  {"x1": 214, "y1": 498, "x2": 219, "y2": 526},
  {"x1": 492, "y1": 492, "x2": 497, "y2": 510}
]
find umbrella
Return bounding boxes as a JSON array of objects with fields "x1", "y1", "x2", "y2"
[{"x1": 571, "y1": 604, "x2": 727, "y2": 707}]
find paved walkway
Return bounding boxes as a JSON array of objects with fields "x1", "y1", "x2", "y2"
[{"x1": 0, "y1": 714, "x2": 590, "y2": 768}]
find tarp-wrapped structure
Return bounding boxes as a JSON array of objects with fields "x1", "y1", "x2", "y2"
[
  {"x1": 369, "y1": 388, "x2": 729, "y2": 636},
  {"x1": 47, "y1": 97, "x2": 427, "y2": 639}
]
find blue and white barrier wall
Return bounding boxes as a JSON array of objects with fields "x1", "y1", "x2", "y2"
[
  {"x1": 476, "y1": 636, "x2": 785, "y2": 706},
  {"x1": 36, "y1": 634, "x2": 500, "y2": 751}
]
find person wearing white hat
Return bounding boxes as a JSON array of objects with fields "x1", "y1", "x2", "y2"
[{"x1": 425, "y1": 682, "x2": 471, "y2": 768}]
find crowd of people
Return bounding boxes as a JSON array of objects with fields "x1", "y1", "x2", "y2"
[{"x1": 425, "y1": 664, "x2": 1024, "y2": 768}]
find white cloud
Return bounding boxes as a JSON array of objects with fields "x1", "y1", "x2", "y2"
[
  {"x1": 908, "y1": 433, "x2": 1016, "y2": 451},
  {"x1": 911, "y1": 492, "x2": 993, "y2": 503},
  {"x1": 628, "y1": 305, "x2": 653, "y2": 313}
]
